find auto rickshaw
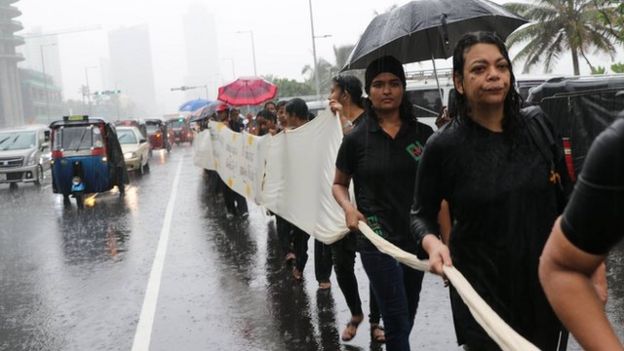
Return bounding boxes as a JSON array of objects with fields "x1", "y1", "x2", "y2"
[
  {"x1": 166, "y1": 116, "x2": 194, "y2": 145},
  {"x1": 49, "y1": 115, "x2": 129, "y2": 208},
  {"x1": 145, "y1": 118, "x2": 173, "y2": 152}
]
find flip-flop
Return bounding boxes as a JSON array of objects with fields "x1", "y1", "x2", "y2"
[{"x1": 370, "y1": 324, "x2": 386, "y2": 343}]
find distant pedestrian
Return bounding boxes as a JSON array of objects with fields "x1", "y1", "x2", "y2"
[{"x1": 284, "y1": 98, "x2": 333, "y2": 287}]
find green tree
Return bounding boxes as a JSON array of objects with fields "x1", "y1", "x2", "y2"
[
  {"x1": 504, "y1": 0, "x2": 623, "y2": 75},
  {"x1": 264, "y1": 75, "x2": 314, "y2": 98},
  {"x1": 591, "y1": 66, "x2": 606, "y2": 74},
  {"x1": 302, "y1": 57, "x2": 337, "y2": 95},
  {"x1": 611, "y1": 62, "x2": 624, "y2": 73},
  {"x1": 333, "y1": 44, "x2": 355, "y2": 71}
]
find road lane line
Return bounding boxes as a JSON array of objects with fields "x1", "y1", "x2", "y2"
[{"x1": 131, "y1": 157, "x2": 184, "y2": 351}]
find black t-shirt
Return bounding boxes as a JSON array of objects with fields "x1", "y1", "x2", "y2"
[
  {"x1": 561, "y1": 118, "x2": 624, "y2": 255},
  {"x1": 410, "y1": 110, "x2": 566, "y2": 349},
  {"x1": 336, "y1": 115, "x2": 433, "y2": 252}
]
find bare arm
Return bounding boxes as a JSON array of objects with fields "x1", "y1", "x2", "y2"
[
  {"x1": 539, "y1": 218, "x2": 623, "y2": 351},
  {"x1": 332, "y1": 168, "x2": 365, "y2": 231}
]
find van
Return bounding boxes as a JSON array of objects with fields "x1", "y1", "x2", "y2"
[
  {"x1": 0, "y1": 125, "x2": 51, "y2": 186},
  {"x1": 405, "y1": 68, "x2": 454, "y2": 130},
  {"x1": 406, "y1": 71, "x2": 556, "y2": 130}
]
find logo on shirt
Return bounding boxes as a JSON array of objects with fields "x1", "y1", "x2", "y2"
[
  {"x1": 367, "y1": 215, "x2": 384, "y2": 237},
  {"x1": 406, "y1": 141, "x2": 424, "y2": 161}
]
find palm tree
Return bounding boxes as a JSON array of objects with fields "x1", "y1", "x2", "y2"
[
  {"x1": 504, "y1": 0, "x2": 623, "y2": 75},
  {"x1": 333, "y1": 44, "x2": 355, "y2": 71}
]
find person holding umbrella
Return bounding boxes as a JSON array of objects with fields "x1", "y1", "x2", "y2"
[
  {"x1": 411, "y1": 32, "x2": 580, "y2": 350},
  {"x1": 333, "y1": 56, "x2": 433, "y2": 350}
]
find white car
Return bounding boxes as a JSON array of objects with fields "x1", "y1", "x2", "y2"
[{"x1": 116, "y1": 126, "x2": 150, "y2": 175}]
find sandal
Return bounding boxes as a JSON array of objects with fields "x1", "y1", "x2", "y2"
[
  {"x1": 370, "y1": 323, "x2": 386, "y2": 343},
  {"x1": 341, "y1": 315, "x2": 363, "y2": 341}
]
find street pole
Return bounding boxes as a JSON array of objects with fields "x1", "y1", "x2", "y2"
[
  {"x1": 236, "y1": 31, "x2": 257, "y2": 76},
  {"x1": 222, "y1": 58, "x2": 236, "y2": 80},
  {"x1": 40, "y1": 47, "x2": 49, "y2": 123},
  {"x1": 84, "y1": 66, "x2": 98, "y2": 115},
  {"x1": 308, "y1": 0, "x2": 321, "y2": 101},
  {"x1": 250, "y1": 31, "x2": 257, "y2": 76}
]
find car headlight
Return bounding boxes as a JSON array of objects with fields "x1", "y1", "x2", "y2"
[
  {"x1": 27, "y1": 151, "x2": 38, "y2": 166},
  {"x1": 124, "y1": 152, "x2": 135, "y2": 159}
]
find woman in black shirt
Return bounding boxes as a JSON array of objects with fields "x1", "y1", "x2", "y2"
[
  {"x1": 333, "y1": 56, "x2": 433, "y2": 350},
  {"x1": 410, "y1": 32, "x2": 568, "y2": 350}
]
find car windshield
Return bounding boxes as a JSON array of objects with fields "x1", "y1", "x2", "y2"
[
  {"x1": 406, "y1": 89, "x2": 443, "y2": 117},
  {"x1": 168, "y1": 120, "x2": 184, "y2": 128},
  {"x1": 117, "y1": 129, "x2": 137, "y2": 144},
  {"x1": 146, "y1": 124, "x2": 159, "y2": 134},
  {"x1": 53, "y1": 126, "x2": 95, "y2": 151},
  {"x1": 0, "y1": 131, "x2": 36, "y2": 151}
]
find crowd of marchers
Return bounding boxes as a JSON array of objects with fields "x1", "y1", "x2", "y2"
[{"x1": 195, "y1": 31, "x2": 623, "y2": 351}]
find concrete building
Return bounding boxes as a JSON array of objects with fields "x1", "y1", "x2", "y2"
[
  {"x1": 17, "y1": 27, "x2": 63, "y2": 94},
  {"x1": 183, "y1": 4, "x2": 220, "y2": 100},
  {"x1": 0, "y1": 0, "x2": 24, "y2": 127},
  {"x1": 19, "y1": 68, "x2": 63, "y2": 124},
  {"x1": 108, "y1": 24, "x2": 157, "y2": 117}
]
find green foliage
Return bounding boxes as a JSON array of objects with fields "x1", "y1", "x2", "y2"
[
  {"x1": 591, "y1": 66, "x2": 606, "y2": 74},
  {"x1": 264, "y1": 75, "x2": 314, "y2": 99},
  {"x1": 611, "y1": 62, "x2": 624, "y2": 73},
  {"x1": 504, "y1": 0, "x2": 623, "y2": 75}
]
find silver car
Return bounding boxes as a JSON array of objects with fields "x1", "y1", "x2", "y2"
[{"x1": 0, "y1": 125, "x2": 51, "y2": 186}]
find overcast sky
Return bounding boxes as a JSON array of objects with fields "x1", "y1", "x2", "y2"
[{"x1": 16, "y1": 0, "x2": 618, "y2": 113}]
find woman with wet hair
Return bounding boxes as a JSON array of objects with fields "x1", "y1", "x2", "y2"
[
  {"x1": 333, "y1": 56, "x2": 433, "y2": 350},
  {"x1": 328, "y1": 74, "x2": 385, "y2": 343},
  {"x1": 410, "y1": 31, "x2": 578, "y2": 350}
]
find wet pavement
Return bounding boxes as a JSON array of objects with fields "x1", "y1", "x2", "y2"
[{"x1": 0, "y1": 145, "x2": 622, "y2": 350}]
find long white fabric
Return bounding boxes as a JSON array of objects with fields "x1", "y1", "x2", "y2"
[{"x1": 193, "y1": 110, "x2": 539, "y2": 351}]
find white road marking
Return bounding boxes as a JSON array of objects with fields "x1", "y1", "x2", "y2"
[{"x1": 131, "y1": 157, "x2": 184, "y2": 351}]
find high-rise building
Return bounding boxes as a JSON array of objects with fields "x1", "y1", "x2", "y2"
[
  {"x1": 0, "y1": 0, "x2": 24, "y2": 127},
  {"x1": 183, "y1": 4, "x2": 220, "y2": 101},
  {"x1": 18, "y1": 27, "x2": 63, "y2": 94},
  {"x1": 108, "y1": 24, "x2": 157, "y2": 117}
]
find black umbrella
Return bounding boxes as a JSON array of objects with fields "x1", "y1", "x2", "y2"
[{"x1": 343, "y1": 0, "x2": 527, "y2": 98}]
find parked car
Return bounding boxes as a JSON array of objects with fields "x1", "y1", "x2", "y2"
[
  {"x1": 145, "y1": 118, "x2": 172, "y2": 152},
  {"x1": 166, "y1": 117, "x2": 194, "y2": 145},
  {"x1": 116, "y1": 126, "x2": 150, "y2": 175},
  {"x1": 0, "y1": 124, "x2": 51, "y2": 186}
]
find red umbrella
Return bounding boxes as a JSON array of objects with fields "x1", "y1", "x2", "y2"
[{"x1": 217, "y1": 77, "x2": 278, "y2": 106}]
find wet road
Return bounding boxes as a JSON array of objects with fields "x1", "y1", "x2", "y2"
[{"x1": 0, "y1": 146, "x2": 622, "y2": 351}]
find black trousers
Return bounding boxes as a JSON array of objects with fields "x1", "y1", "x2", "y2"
[
  {"x1": 314, "y1": 239, "x2": 333, "y2": 283},
  {"x1": 332, "y1": 234, "x2": 380, "y2": 324},
  {"x1": 275, "y1": 215, "x2": 294, "y2": 256},
  {"x1": 292, "y1": 228, "x2": 333, "y2": 283},
  {"x1": 222, "y1": 182, "x2": 248, "y2": 216}
]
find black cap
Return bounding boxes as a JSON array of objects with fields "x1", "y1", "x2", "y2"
[{"x1": 364, "y1": 56, "x2": 406, "y2": 94}]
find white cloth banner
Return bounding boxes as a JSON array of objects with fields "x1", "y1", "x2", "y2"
[
  {"x1": 192, "y1": 110, "x2": 540, "y2": 351},
  {"x1": 260, "y1": 110, "x2": 349, "y2": 244},
  {"x1": 192, "y1": 130, "x2": 215, "y2": 171}
]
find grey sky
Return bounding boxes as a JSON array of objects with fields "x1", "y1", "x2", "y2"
[{"x1": 17, "y1": 0, "x2": 618, "y2": 114}]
